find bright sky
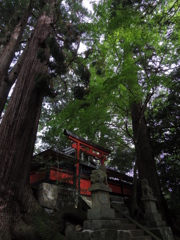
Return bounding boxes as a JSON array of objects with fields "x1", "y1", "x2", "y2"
[
  {"x1": 78, "y1": 1, "x2": 94, "y2": 53},
  {"x1": 82, "y1": 0, "x2": 93, "y2": 12}
]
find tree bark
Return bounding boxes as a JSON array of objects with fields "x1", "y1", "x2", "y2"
[
  {"x1": 131, "y1": 102, "x2": 168, "y2": 221},
  {"x1": 0, "y1": 11, "x2": 54, "y2": 239},
  {"x1": 0, "y1": 1, "x2": 32, "y2": 78},
  {"x1": 0, "y1": 44, "x2": 28, "y2": 117},
  {"x1": 131, "y1": 156, "x2": 142, "y2": 218},
  {"x1": 0, "y1": 1, "x2": 32, "y2": 118}
]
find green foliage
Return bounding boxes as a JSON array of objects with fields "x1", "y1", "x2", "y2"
[
  {"x1": 109, "y1": 144, "x2": 135, "y2": 174},
  {"x1": 157, "y1": 155, "x2": 180, "y2": 212},
  {"x1": 0, "y1": 0, "x2": 178, "y2": 230},
  {"x1": 0, "y1": 0, "x2": 31, "y2": 51},
  {"x1": 46, "y1": 36, "x2": 65, "y2": 63},
  {"x1": 73, "y1": 86, "x2": 86, "y2": 100},
  {"x1": 37, "y1": 0, "x2": 180, "y2": 202},
  {"x1": 74, "y1": 63, "x2": 91, "y2": 87}
]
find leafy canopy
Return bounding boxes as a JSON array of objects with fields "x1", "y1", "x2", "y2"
[{"x1": 37, "y1": 0, "x2": 180, "y2": 177}]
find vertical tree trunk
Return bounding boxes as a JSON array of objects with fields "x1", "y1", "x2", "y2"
[
  {"x1": 131, "y1": 102, "x2": 168, "y2": 220},
  {"x1": 0, "y1": 1, "x2": 32, "y2": 117},
  {"x1": 131, "y1": 156, "x2": 142, "y2": 217},
  {"x1": 0, "y1": 11, "x2": 54, "y2": 239},
  {"x1": 0, "y1": 1, "x2": 32, "y2": 79},
  {"x1": 0, "y1": 44, "x2": 28, "y2": 116}
]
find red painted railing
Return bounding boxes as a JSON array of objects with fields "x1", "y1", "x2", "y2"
[{"x1": 30, "y1": 167, "x2": 132, "y2": 197}]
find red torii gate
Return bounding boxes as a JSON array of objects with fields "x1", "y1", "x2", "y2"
[{"x1": 64, "y1": 129, "x2": 111, "y2": 192}]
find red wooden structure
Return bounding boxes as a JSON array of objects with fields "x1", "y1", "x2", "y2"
[
  {"x1": 64, "y1": 129, "x2": 111, "y2": 192},
  {"x1": 64, "y1": 129, "x2": 111, "y2": 165},
  {"x1": 30, "y1": 149, "x2": 133, "y2": 197}
]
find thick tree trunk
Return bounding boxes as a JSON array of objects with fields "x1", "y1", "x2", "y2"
[
  {"x1": 0, "y1": 44, "x2": 28, "y2": 116},
  {"x1": 0, "y1": 1, "x2": 32, "y2": 79},
  {"x1": 131, "y1": 102, "x2": 168, "y2": 221},
  {"x1": 0, "y1": 11, "x2": 54, "y2": 239},
  {"x1": 131, "y1": 156, "x2": 142, "y2": 218},
  {"x1": 0, "y1": 2, "x2": 32, "y2": 117}
]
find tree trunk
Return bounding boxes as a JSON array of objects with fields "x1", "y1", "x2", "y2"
[
  {"x1": 0, "y1": 11, "x2": 54, "y2": 239},
  {"x1": 0, "y1": 44, "x2": 28, "y2": 117},
  {"x1": 131, "y1": 102, "x2": 168, "y2": 221},
  {"x1": 131, "y1": 156, "x2": 142, "y2": 218},
  {"x1": 0, "y1": 1, "x2": 32, "y2": 117},
  {"x1": 0, "y1": 1, "x2": 32, "y2": 78}
]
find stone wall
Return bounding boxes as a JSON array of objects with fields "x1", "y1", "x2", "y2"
[{"x1": 37, "y1": 182, "x2": 76, "y2": 211}]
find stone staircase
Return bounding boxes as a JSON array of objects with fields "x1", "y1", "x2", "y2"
[
  {"x1": 76, "y1": 218, "x2": 153, "y2": 240},
  {"x1": 111, "y1": 196, "x2": 161, "y2": 240},
  {"x1": 75, "y1": 196, "x2": 161, "y2": 240}
]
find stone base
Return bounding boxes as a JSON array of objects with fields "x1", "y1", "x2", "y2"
[
  {"x1": 117, "y1": 230, "x2": 151, "y2": 240},
  {"x1": 144, "y1": 212, "x2": 166, "y2": 227},
  {"x1": 110, "y1": 198, "x2": 130, "y2": 216},
  {"x1": 149, "y1": 227, "x2": 174, "y2": 240},
  {"x1": 84, "y1": 219, "x2": 128, "y2": 230},
  {"x1": 89, "y1": 183, "x2": 112, "y2": 192},
  {"x1": 89, "y1": 183, "x2": 112, "y2": 209},
  {"x1": 87, "y1": 207, "x2": 115, "y2": 220},
  {"x1": 76, "y1": 229, "x2": 117, "y2": 240}
]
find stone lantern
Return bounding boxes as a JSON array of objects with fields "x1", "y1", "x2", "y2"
[{"x1": 87, "y1": 165, "x2": 115, "y2": 220}]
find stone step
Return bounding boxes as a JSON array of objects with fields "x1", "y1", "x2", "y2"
[
  {"x1": 118, "y1": 223, "x2": 137, "y2": 230},
  {"x1": 117, "y1": 229, "x2": 145, "y2": 239},
  {"x1": 116, "y1": 218, "x2": 129, "y2": 224},
  {"x1": 77, "y1": 229, "x2": 118, "y2": 240},
  {"x1": 115, "y1": 212, "x2": 124, "y2": 218},
  {"x1": 84, "y1": 219, "x2": 129, "y2": 230},
  {"x1": 130, "y1": 236, "x2": 152, "y2": 240},
  {"x1": 128, "y1": 229, "x2": 145, "y2": 237},
  {"x1": 78, "y1": 229, "x2": 152, "y2": 240}
]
